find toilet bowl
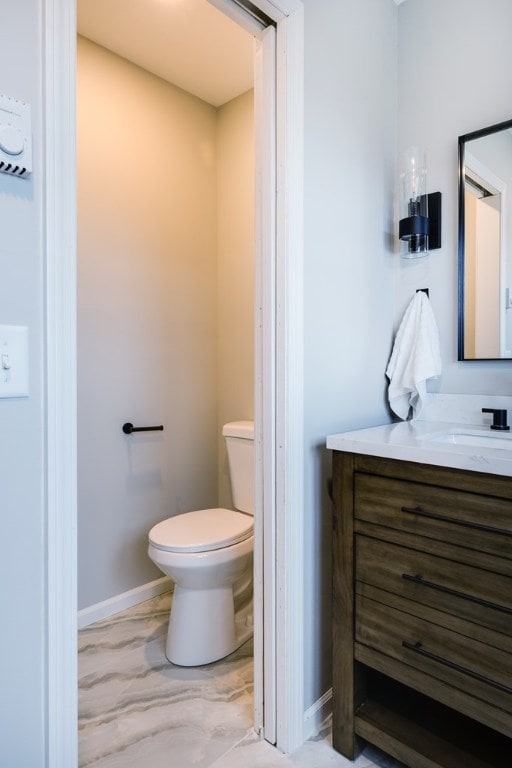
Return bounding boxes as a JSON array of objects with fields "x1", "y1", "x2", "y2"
[{"x1": 148, "y1": 421, "x2": 255, "y2": 666}]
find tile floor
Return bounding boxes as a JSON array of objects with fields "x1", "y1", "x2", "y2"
[{"x1": 78, "y1": 592, "x2": 404, "y2": 768}]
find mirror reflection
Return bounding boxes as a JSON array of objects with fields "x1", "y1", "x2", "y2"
[{"x1": 458, "y1": 118, "x2": 512, "y2": 360}]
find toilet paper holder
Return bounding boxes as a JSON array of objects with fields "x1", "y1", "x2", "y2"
[{"x1": 122, "y1": 422, "x2": 164, "y2": 434}]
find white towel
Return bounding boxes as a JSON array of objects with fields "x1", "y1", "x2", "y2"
[{"x1": 386, "y1": 291, "x2": 442, "y2": 420}]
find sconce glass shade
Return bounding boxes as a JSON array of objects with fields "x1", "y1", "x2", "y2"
[{"x1": 399, "y1": 146, "x2": 429, "y2": 258}]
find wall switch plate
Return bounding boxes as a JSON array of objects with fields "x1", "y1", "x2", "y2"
[{"x1": 0, "y1": 325, "x2": 29, "y2": 398}]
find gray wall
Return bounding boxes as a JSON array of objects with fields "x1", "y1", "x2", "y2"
[
  {"x1": 302, "y1": 0, "x2": 397, "y2": 709},
  {"x1": 0, "y1": 1, "x2": 46, "y2": 764}
]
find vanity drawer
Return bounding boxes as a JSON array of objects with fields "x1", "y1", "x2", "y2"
[
  {"x1": 354, "y1": 472, "x2": 512, "y2": 563},
  {"x1": 355, "y1": 594, "x2": 512, "y2": 717},
  {"x1": 356, "y1": 535, "x2": 512, "y2": 638}
]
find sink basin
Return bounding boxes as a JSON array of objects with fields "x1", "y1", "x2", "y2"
[{"x1": 418, "y1": 429, "x2": 512, "y2": 451}]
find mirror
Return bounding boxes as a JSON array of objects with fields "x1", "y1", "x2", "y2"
[{"x1": 458, "y1": 118, "x2": 512, "y2": 360}]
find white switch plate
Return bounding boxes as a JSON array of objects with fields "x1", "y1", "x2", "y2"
[{"x1": 0, "y1": 325, "x2": 29, "y2": 398}]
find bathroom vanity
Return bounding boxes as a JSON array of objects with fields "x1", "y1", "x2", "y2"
[{"x1": 327, "y1": 420, "x2": 512, "y2": 768}]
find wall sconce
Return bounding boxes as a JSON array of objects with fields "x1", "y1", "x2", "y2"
[{"x1": 399, "y1": 146, "x2": 441, "y2": 258}]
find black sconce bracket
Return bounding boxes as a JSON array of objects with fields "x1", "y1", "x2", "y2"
[
  {"x1": 399, "y1": 191, "x2": 442, "y2": 251},
  {"x1": 427, "y1": 191, "x2": 442, "y2": 250}
]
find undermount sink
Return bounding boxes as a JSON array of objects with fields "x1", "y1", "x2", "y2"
[{"x1": 418, "y1": 428, "x2": 512, "y2": 451}]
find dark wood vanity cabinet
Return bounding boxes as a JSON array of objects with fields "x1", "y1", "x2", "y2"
[{"x1": 332, "y1": 451, "x2": 512, "y2": 768}]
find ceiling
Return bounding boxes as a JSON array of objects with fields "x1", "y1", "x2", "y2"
[{"x1": 77, "y1": 0, "x2": 254, "y2": 108}]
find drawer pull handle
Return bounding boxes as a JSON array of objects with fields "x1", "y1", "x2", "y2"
[
  {"x1": 401, "y1": 573, "x2": 512, "y2": 615},
  {"x1": 402, "y1": 640, "x2": 512, "y2": 695},
  {"x1": 401, "y1": 505, "x2": 512, "y2": 538}
]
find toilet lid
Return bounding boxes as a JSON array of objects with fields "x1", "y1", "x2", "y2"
[{"x1": 148, "y1": 508, "x2": 253, "y2": 553}]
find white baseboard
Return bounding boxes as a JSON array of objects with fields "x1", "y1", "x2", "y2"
[
  {"x1": 302, "y1": 688, "x2": 332, "y2": 742},
  {"x1": 77, "y1": 576, "x2": 172, "y2": 629}
]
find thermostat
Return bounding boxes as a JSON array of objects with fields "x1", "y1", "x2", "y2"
[{"x1": 0, "y1": 94, "x2": 32, "y2": 178}]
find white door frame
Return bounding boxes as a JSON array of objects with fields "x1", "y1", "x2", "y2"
[
  {"x1": 44, "y1": 0, "x2": 304, "y2": 764},
  {"x1": 253, "y1": 22, "x2": 278, "y2": 742}
]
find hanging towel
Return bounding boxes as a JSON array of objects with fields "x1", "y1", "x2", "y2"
[{"x1": 386, "y1": 291, "x2": 442, "y2": 420}]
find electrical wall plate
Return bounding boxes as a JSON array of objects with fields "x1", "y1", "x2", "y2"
[
  {"x1": 0, "y1": 94, "x2": 32, "y2": 178},
  {"x1": 0, "y1": 325, "x2": 29, "y2": 398}
]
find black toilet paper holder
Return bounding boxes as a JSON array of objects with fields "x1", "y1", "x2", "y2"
[{"x1": 122, "y1": 422, "x2": 164, "y2": 434}]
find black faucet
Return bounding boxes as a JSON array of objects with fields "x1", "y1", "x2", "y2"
[{"x1": 482, "y1": 407, "x2": 510, "y2": 431}]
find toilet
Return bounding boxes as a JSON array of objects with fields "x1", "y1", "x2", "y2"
[{"x1": 148, "y1": 421, "x2": 254, "y2": 666}]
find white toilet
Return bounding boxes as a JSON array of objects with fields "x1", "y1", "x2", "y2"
[{"x1": 148, "y1": 420, "x2": 254, "y2": 666}]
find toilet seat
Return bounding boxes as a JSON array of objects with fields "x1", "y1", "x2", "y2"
[{"x1": 148, "y1": 508, "x2": 253, "y2": 554}]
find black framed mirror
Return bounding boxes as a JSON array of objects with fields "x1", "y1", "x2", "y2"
[{"x1": 458, "y1": 118, "x2": 512, "y2": 360}]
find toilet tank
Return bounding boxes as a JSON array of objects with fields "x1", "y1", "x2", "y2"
[{"x1": 222, "y1": 421, "x2": 254, "y2": 515}]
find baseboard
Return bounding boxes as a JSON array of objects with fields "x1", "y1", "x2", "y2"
[
  {"x1": 77, "y1": 576, "x2": 172, "y2": 629},
  {"x1": 302, "y1": 688, "x2": 332, "y2": 742}
]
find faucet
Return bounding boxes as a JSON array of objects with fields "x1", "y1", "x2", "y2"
[{"x1": 482, "y1": 407, "x2": 510, "y2": 431}]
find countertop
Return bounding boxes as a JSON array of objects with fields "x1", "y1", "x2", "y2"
[{"x1": 326, "y1": 420, "x2": 512, "y2": 478}]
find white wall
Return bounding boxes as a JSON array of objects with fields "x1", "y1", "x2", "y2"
[
  {"x1": 77, "y1": 38, "x2": 219, "y2": 609},
  {"x1": 397, "y1": 0, "x2": 512, "y2": 392},
  {"x1": 0, "y1": 1, "x2": 47, "y2": 764},
  {"x1": 77, "y1": 39, "x2": 254, "y2": 609},
  {"x1": 216, "y1": 90, "x2": 255, "y2": 507},
  {"x1": 302, "y1": 0, "x2": 398, "y2": 709}
]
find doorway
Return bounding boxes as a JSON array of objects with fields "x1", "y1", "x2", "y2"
[
  {"x1": 75, "y1": 5, "x2": 255, "y2": 633},
  {"x1": 44, "y1": 1, "x2": 304, "y2": 764},
  {"x1": 76, "y1": 5, "x2": 256, "y2": 761}
]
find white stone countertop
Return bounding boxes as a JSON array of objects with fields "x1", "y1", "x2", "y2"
[{"x1": 326, "y1": 420, "x2": 512, "y2": 478}]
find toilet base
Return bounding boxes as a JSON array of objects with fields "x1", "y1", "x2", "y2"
[{"x1": 166, "y1": 585, "x2": 253, "y2": 666}]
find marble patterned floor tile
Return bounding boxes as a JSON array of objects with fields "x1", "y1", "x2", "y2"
[
  {"x1": 79, "y1": 689, "x2": 253, "y2": 768},
  {"x1": 209, "y1": 731, "x2": 294, "y2": 768},
  {"x1": 78, "y1": 592, "x2": 254, "y2": 768},
  {"x1": 79, "y1": 593, "x2": 404, "y2": 768},
  {"x1": 78, "y1": 592, "x2": 172, "y2": 679},
  {"x1": 80, "y1": 625, "x2": 211, "y2": 691},
  {"x1": 209, "y1": 721, "x2": 406, "y2": 768},
  {"x1": 289, "y1": 722, "x2": 406, "y2": 768},
  {"x1": 361, "y1": 747, "x2": 407, "y2": 768}
]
